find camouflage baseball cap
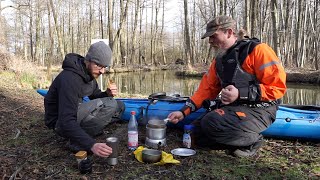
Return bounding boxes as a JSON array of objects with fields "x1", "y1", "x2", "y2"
[{"x1": 201, "y1": 16, "x2": 236, "y2": 39}]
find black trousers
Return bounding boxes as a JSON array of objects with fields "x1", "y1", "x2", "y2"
[{"x1": 192, "y1": 105, "x2": 277, "y2": 149}]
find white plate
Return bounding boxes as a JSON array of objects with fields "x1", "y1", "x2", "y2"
[{"x1": 171, "y1": 148, "x2": 196, "y2": 157}]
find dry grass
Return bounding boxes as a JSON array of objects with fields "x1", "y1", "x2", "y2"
[{"x1": 0, "y1": 48, "x2": 51, "y2": 89}]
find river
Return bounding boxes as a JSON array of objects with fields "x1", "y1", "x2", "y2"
[{"x1": 100, "y1": 70, "x2": 320, "y2": 106}]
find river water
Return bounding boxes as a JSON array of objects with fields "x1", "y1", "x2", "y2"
[{"x1": 101, "y1": 70, "x2": 320, "y2": 106}]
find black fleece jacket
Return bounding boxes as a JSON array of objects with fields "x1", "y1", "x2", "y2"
[{"x1": 44, "y1": 53, "x2": 108, "y2": 151}]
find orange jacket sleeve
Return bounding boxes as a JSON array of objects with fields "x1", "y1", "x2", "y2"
[
  {"x1": 241, "y1": 43, "x2": 287, "y2": 101},
  {"x1": 180, "y1": 61, "x2": 221, "y2": 116}
]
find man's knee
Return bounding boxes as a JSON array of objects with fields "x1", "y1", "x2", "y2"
[
  {"x1": 115, "y1": 100, "x2": 125, "y2": 117},
  {"x1": 200, "y1": 112, "x2": 221, "y2": 134}
]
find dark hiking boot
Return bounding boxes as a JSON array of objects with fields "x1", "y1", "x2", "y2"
[{"x1": 232, "y1": 137, "x2": 264, "y2": 158}]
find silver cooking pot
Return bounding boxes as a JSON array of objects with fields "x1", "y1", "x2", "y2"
[{"x1": 146, "y1": 120, "x2": 167, "y2": 140}]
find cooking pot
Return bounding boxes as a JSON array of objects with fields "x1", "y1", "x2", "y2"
[
  {"x1": 145, "y1": 119, "x2": 167, "y2": 148},
  {"x1": 146, "y1": 126, "x2": 166, "y2": 140},
  {"x1": 142, "y1": 149, "x2": 162, "y2": 163}
]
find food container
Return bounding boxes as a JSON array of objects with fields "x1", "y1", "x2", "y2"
[
  {"x1": 142, "y1": 149, "x2": 162, "y2": 163},
  {"x1": 106, "y1": 137, "x2": 119, "y2": 165}
]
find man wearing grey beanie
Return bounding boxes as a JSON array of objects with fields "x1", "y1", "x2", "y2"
[{"x1": 44, "y1": 41, "x2": 125, "y2": 158}]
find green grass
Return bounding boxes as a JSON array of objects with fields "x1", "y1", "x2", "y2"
[{"x1": 20, "y1": 72, "x2": 37, "y2": 85}]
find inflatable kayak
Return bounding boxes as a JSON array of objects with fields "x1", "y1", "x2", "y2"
[{"x1": 36, "y1": 89, "x2": 320, "y2": 142}]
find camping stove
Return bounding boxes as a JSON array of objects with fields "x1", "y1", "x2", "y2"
[{"x1": 145, "y1": 120, "x2": 167, "y2": 148}]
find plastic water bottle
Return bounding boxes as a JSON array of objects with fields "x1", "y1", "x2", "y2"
[
  {"x1": 183, "y1": 125, "x2": 194, "y2": 148},
  {"x1": 128, "y1": 111, "x2": 138, "y2": 150}
]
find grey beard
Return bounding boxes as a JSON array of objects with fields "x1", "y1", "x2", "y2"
[{"x1": 214, "y1": 48, "x2": 227, "y2": 59}]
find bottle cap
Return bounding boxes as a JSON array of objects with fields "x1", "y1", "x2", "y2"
[
  {"x1": 184, "y1": 124, "x2": 194, "y2": 130},
  {"x1": 75, "y1": 151, "x2": 87, "y2": 159},
  {"x1": 131, "y1": 111, "x2": 136, "y2": 115}
]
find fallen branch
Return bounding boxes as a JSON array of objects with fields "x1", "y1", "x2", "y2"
[
  {"x1": 0, "y1": 104, "x2": 26, "y2": 113},
  {"x1": 9, "y1": 104, "x2": 26, "y2": 112},
  {"x1": 13, "y1": 128, "x2": 21, "y2": 139},
  {"x1": 9, "y1": 162, "x2": 26, "y2": 180},
  {"x1": 44, "y1": 169, "x2": 62, "y2": 179}
]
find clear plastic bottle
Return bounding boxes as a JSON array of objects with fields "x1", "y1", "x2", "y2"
[
  {"x1": 183, "y1": 125, "x2": 194, "y2": 148},
  {"x1": 128, "y1": 111, "x2": 138, "y2": 150}
]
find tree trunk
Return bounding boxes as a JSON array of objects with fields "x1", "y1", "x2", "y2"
[
  {"x1": 99, "y1": 0, "x2": 104, "y2": 38},
  {"x1": 34, "y1": 1, "x2": 41, "y2": 63},
  {"x1": 48, "y1": 0, "x2": 65, "y2": 59},
  {"x1": 150, "y1": 0, "x2": 155, "y2": 66},
  {"x1": 250, "y1": 0, "x2": 256, "y2": 37},
  {"x1": 184, "y1": 0, "x2": 191, "y2": 67},
  {"x1": 29, "y1": 1, "x2": 34, "y2": 62},
  {"x1": 138, "y1": 1, "x2": 144, "y2": 66},
  {"x1": 160, "y1": 0, "x2": 166, "y2": 65},
  {"x1": 315, "y1": 0, "x2": 319, "y2": 70},
  {"x1": 119, "y1": 0, "x2": 128, "y2": 65},
  {"x1": 153, "y1": 0, "x2": 161, "y2": 66},
  {"x1": 112, "y1": 0, "x2": 129, "y2": 67},
  {"x1": 244, "y1": 0, "x2": 250, "y2": 34},
  {"x1": 293, "y1": 0, "x2": 302, "y2": 67},
  {"x1": 130, "y1": 0, "x2": 140, "y2": 65},
  {"x1": 108, "y1": 0, "x2": 114, "y2": 50},
  {"x1": 46, "y1": 1, "x2": 53, "y2": 81},
  {"x1": 271, "y1": 0, "x2": 278, "y2": 55}
]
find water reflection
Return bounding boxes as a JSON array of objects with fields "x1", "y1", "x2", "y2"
[
  {"x1": 102, "y1": 71, "x2": 320, "y2": 106},
  {"x1": 283, "y1": 83, "x2": 320, "y2": 106}
]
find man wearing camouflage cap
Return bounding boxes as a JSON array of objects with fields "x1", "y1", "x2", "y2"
[
  {"x1": 44, "y1": 41, "x2": 124, "y2": 158},
  {"x1": 168, "y1": 16, "x2": 287, "y2": 157}
]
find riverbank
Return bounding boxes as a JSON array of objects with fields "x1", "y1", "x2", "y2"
[
  {"x1": 110, "y1": 63, "x2": 320, "y2": 85},
  {"x1": 174, "y1": 66, "x2": 320, "y2": 84},
  {"x1": 0, "y1": 70, "x2": 319, "y2": 179}
]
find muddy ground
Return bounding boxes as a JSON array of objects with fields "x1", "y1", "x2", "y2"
[{"x1": 0, "y1": 72, "x2": 320, "y2": 180}]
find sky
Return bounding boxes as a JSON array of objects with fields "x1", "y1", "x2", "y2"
[
  {"x1": 0, "y1": 0, "x2": 14, "y2": 14},
  {"x1": 164, "y1": 0, "x2": 181, "y2": 27}
]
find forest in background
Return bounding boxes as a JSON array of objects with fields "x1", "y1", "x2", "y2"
[{"x1": 0, "y1": 0, "x2": 319, "y2": 72}]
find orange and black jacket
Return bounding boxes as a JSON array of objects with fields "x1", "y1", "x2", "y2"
[{"x1": 180, "y1": 38, "x2": 287, "y2": 117}]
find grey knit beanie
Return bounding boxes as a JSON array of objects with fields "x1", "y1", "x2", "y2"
[{"x1": 85, "y1": 41, "x2": 112, "y2": 67}]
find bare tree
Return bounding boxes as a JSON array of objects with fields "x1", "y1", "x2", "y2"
[
  {"x1": 1, "y1": 0, "x2": 319, "y2": 71},
  {"x1": 160, "y1": 0, "x2": 167, "y2": 65},
  {"x1": 244, "y1": 0, "x2": 250, "y2": 35},
  {"x1": 130, "y1": 0, "x2": 140, "y2": 66},
  {"x1": 48, "y1": 0, "x2": 65, "y2": 59},
  {"x1": 112, "y1": 0, "x2": 129, "y2": 66},
  {"x1": 183, "y1": 0, "x2": 191, "y2": 67},
  {"x1": 271, "y1": 0, "x2": 278, "y2": 55},
  {"x1": 46, "y1": 0, "x2": 53, "y2": 81},
  {"x1": 108, "y1": 0, "x2": 114, "y2": 50}
]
